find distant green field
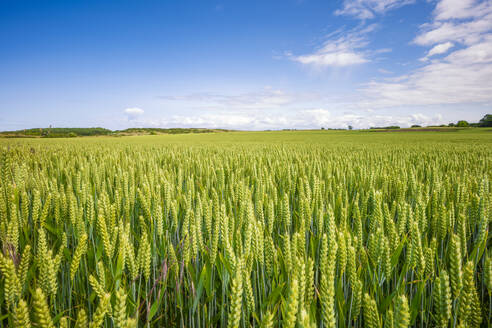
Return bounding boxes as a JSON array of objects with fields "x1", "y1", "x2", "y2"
[{"x1": 3, "y1": 128, "x2": 491, "y2": 146}]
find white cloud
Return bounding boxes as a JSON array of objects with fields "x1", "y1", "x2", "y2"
[
  {"x1": 361, "y1": 0, "x2": 492, "y2": 108},
  {"x1": 291, "y1": 25, "x2": 377, "y2": 68},
  {"x1": 378, "y1": 68, "x2": 393, "y2": 74},
  {"x1": 124, "y1": 107, "x2": 144, "y2": 120},
  {"x1": 434, "y1": 0, "x2": 491, "y2": 20},
  {"x1": 414, "y1": 0, "x2": 492, "y2": 46},
  {"x1": 420, "y1": 41, "x2": 454, "y2": 61},
  {"x1": 125, "y1": 107, "x2": 144, "y2": 115},
  {"x1": 296, "y1": 52, "x2": 368, "y2": 67},
  {"x1": 362, "y1": 39, "x2": 492, "y2": 106},
  {"x1": 427, "y1": 42, "x2": 454, "y2": 57},
  {"x1": 298, "y1": 111, "x2": 444, "y2": 129},
  {"x1": 414, "y1": 15, "x2": 492, "y2": 46},
  {"x1": 162, "y1": 88, "x2": 294, "y2": 110},
  {"x1": 129, "y1": 108, "x2": 446, "y2": 130},
  {"x1": 335, "y1": 0, "x2": 415, "y2": 19}
]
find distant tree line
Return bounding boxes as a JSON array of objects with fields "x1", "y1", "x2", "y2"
[
  {"x1": 365, "y1": 114, "x2": 492, "y2": 130},
  {"x1": 0, "y1": 127, "x2": 233, "y2": 138},
  {"x1": 2, "y1": 114, "x2": 491, "y2": 138},
  {"x1": 369, "y1": 125, "x2": 400, "y2": 130},
  {"x1": 474, "y1": 114, "x2": 492, "y2": 127},
  {"x1": 0, "y1": 127, "x2": 112, "y2": 138},
  {"x1": 442, "y1": 114, "x2": 492, "y2": 127}
]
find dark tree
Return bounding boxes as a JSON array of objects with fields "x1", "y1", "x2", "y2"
[{"x1": 479, "y1": 114, "x2": 492, "y2": 127}]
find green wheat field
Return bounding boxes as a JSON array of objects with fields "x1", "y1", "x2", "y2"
[{"x1": 0, "y1": 129, "x2": 491, "y2": 327}]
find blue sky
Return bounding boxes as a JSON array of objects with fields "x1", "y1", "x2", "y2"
[{"x1": 1, "y1": 0, "x2": 491, "y2": 130}]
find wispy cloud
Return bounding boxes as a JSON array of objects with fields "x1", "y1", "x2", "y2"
[
  {"x1": 434, "y1": 0, "x2": 491, "y2": 20},
  {"x1": 294, "y1": 50, "x2": 368, "y2": 67},
  {"x1": 290, "y1": 24, "x2": 378, "y2": 68},
  {"x1": 361, "y1": 0, "x2": 492, "y2": 107},
  {"x1": 127, "y1": 109, "x2": 444, "y2": 130},
  {"x1": 421, "y1": 42, "x2": 454, "y2": 61},
  {"x1": 161, "y1": 87, "x2": 314, "y2": 110},
  {"x1": 414, "y1": 0, "x2": 492, "y2": 46},
  {"x1": 335, "y1": 0, "x2": 415, "y2": 19},
  {"x1": 124, "y1": 107, "x2": 144, "y2": 120}
]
